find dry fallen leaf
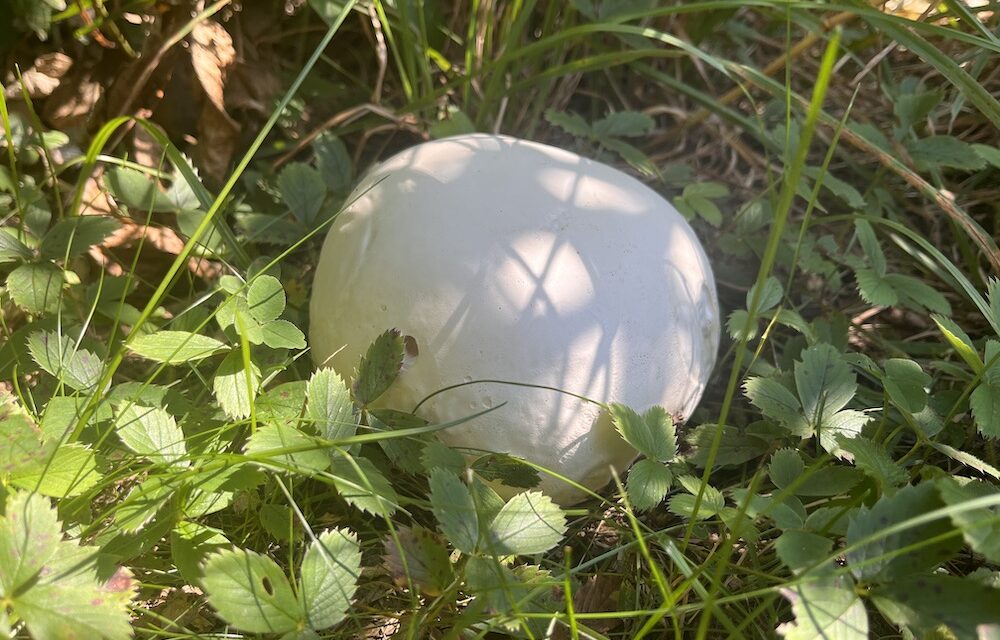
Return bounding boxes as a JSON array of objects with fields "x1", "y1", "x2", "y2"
[
  {"x1": 43, "y1": 73, "x2": 103, "y2": 133},
  {"x1": 3, "y1": 52, "x2": 73, "y2": 99},
  {"x1": 190, "y1": 20, "x2": 239, "y2": 183}
]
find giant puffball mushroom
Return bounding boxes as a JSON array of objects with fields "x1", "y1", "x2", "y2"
[{"x1": 310, "y1": 134, "x2": 720, "y2": 504}]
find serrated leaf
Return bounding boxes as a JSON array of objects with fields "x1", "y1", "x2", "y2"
[
  {"x1": 9, "y1": 443, "x2": 100, "y2": 498},
  {"x1": 670, "y1": 475, "x2": 725, "y2": 520},
  {"x1": 928, "y1": 441, "x2": 1000, "y2": 479},
  {"x1": 0, "y1": 492, "x2": 136, "y2": 640},
  {"x1": 626, "y1": 459, "x2": 673, "y2": 511},
  {"x1": 907, "y1": 135, "x2": 986, "y2": 171},
  {"x1": 854, "y1": 219, "x2": 886, "y2": 276},
  {"x1": 278, "y1": 163, "x2": 327, "y2": 225},
  {"x1": 429, "y1": 469, "x2": 478, "y2": 554},
  {"x1": 777, "y1": 572, "x2": 868, "y2": 639},
  {"x1": 818, "y1": 410, "x2": 870, "y2": 456},
  {"x1": 775, "y1": 529, "x2": 834, "y2": 574},
  {"x1": 129, "y1": 330, "x2": 227, "y2": 364},
  {"x1": 854, "y1": 268, "x2": 897, "y2": 307},
  {"x1": 793, "y1": 465, "x2": 864, "y2": 497},
  {"x1": 0, "y1": 390, "x2": 52, "y2": 475},
  {"x1": 744, "y1": 377, "x2": 807, "y2": 435},
  {"x1": 894, "y1": 89, "x2": 942, "y2": 132},
  {"x1": 27, "y1": 331, "x2": 100, "y2": 392},
  {"x1": 471, "y1": 453, "x2": 540, "y2": 489},
  {"x1": 202, "y1": 548, "x2": 303, "y2": 634},
  {"x1": 592, "y1": 111, "x2": 654, "y2": 138},
  {"x1": 235, "y1": 211, "x2": 307, "y2": 244},
  {"x1": 686, "y1": 194, "x2": 723, "y2": 227},
  {"x1": 543, "y1": 109, "x2": 592, "y2": 137},
  {"x1": 329, "y1": 454, "x2": 398, "y2": 516},
  {"x1": 795, "y1": 344, "x2": 856, "y2": 426},
  {"x1": 39, "y1": 216, "x2": 120, "y2": 260},
  {"x1": 974, "y1": 143, "x2": 1000, "y2": 169},
  {"x1": 601, "y1": 137, "x2": 657, "y2": 176},
  {"x1": 884, "y1": 273, "x2": 951, "y2": 315},
  {"x1": 727, "y1": 309, "x2": 757, "y2": 341},
  {"x1": 748, "y1": 276, "x2": 783, "y2": 313},
  {"x1": 685, "y1": 424, "x2": 771, "y2": 468},
  {"x1": 971, "y1": 382, "x2": 1000, "y2": 439},
  {"x1": 171, "y1": 522, "x2": 229, "y2": 583},
  {"x1": 937, "y1": 478, "x2": 1000, "y2": 563},
  {"x1": 464, "y1": 555, "x2": 526, "y2": 616},
  {"x1": 300, "y1": 528, "x2": 361, "y2": 630},
  {"x1": 314, "y1": 132, "x2": 353, "y2": 194},
  {"x1": 307, "y1": 368, "x2": 357, "y2": 441},
  {"x1": 770, "y1": 449, "x2": 805, "y2": 489},
  {"x1": 807, "y1": 168, "x2": 865, "y2": 209},
  {"x1": 246, "y1": 275, "x2": 285, "y2": 323},
  {"x1": 486, "y1": 491, "x2": 567, "y2": 556},
  {"x1": 114, "y1": 403, "x2": 187, "y2": 466},
  {"x1": 8, "y1": 262, "x2": 63, "y2": 314},
  {"x1": 871, "y1": 575, "x2": 1000, "y2": 639},
  {"x1": 213, "y1": 350, "x2": 261, "y2": 420},
  {"x1": 836, "y1": 436, "x2": 907, "y2": 492},
  {"x1": 261, "y1": 320, "x2": 307, "y2": 349},
  {"x1": 246, "y1": 423, "x2": 330, "y2": 474},
  {"x1": 104, "y1": 166, "x2": 178, "y2": 212},
  {"x1": 847, "y1": 482, "x2": 960, "y2": 582},
  {"x1": 353, "y1": 329, "x2": 405, "y2": 407},
  {"x1": 113, "y1": 475, "x2": 173, "y2": 533},
  {"x1": 384, "y1": 525, "x2": 454, "y2": 596},
  {"x1": 608, "y1": 403, "x2": 675, "y2": 462},
  {"x1": 0, "y1": 229, "x2": 32, "y2": 263},
  {"x1": 421, "y1": 440, "x2": 467, "y2": 475}
]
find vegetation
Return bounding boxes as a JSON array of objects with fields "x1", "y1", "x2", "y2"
[{"x1": 2, "y1": 0, "x2": 1000, "y2": 638}]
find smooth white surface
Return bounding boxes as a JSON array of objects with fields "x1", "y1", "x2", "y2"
[{"x1": 310, "y1": 134, "x2": 720, "y2": 504}]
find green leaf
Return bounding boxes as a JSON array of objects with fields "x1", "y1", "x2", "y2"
[
  {"x1": 775, "y1": 529, "x2": 833, "y2": 574},
  {"x1": 353, "y1": 328, "x2": 405, "y2": 407},
  {"x1": 684, "y1": 181, "x2": 730, "y2": 200},
  {"x1": 836, "y1": 436, "x2": 907, "y2": 493},
  {"x1": 314, "y1": 132, "x2": 353, "y2": 194},
  {"x1": 932, "y1": 314, "x2": 983, "y2": 373},
  {"x1": 884, "y1": 273, "x2": 951, "y2": 315},
  {"x1": 421, "y1": 441, "x2": 467, "y2": 475},
  {"x1": 795, "y1": 344, "x2": 856, "y2": 425},
  {"x1": 429, "y1": 469, "x2": 479, "y2": 554},
  {"x1": 928, "y1": 441, "x2": 1000, "y2": 479},
  {"x1": 259, "y1": 504, "x2": 298, "y2": 542},
  {"x1": 129, "y1": 330, "x2": 227, "y2": 364},
  {"x1": 384, "y1": 525, "x2": 454, "y2": 595},
  {"x1": 936, "y1": 478, "x2": 1000, "y2": 563},
  {"x1": 777, "y1": 572, "x2": 868, "y2": 639},
  {"x1": 854, "y1": 268, "x2": 898, "y2": 307},
  {"x1": 246, "y1": 423, "x2": 330, "y2": 474},
  {"x1": 871, "y1": 575, "x2": 1000, "y2": 639},
  {"x1": 9, "y1": 444, "x2": 100, "y2": 498},
  {"x1": 27, "y1": 331, "x2": 101, "y2": 392},
  {"x1": 246, "y1": 275, "x2": 285, "y2": 323},
  {"x1": 971, "y1": 381, "x2": 1000, "y2": 439},
  {"x1": 0, "y1": 228, "x2": 32, "y2": 263},
  {"x1": 543, "y1": 109, "x2": 592, "y2": 138},
  {"x1": 104, "y1": 166, "x2": 177, "y2": 212},
  {"x1": 307, "y1": 368, "x2": 357, "y2": 441},
  {"x1": 847, "y1": 482, "x2": 961, "y2": 582},
  {"x1": 592, "y1": 111, "x2": 654, "y2": 138},
  {"x1": 894, "y1": 89, "x2": 942, "y2": 132},
  {"x1": 769, "y1": 449, "x2": 805, "y2": 489},
  {"x1": 685, "y1": 424, "x2": 771, "y2": 468},
  {"x1": 257, "y1": 381, "x2": 307, "y2": 426},
  {"x1": 973, "y1": 143, "x2": 1000, "y2": 169},
  {"x1": 748, "y1": 276, "x2": 784, "y2": 313},
  {"x1": 329, "y1": 454, "x2": 399, "y2": 516},
  {"x1": 818, "y1": 410, "x2": 871, "y2": 456},
  {"x1": 608, "y1": 403, "x2": 676, "y2": 462},
  {"x1": 429, "y1": 106, "x2": 477, "y2": 139},
  {"x1": 113, "y1": 475, "x2": 173, "y2": 533},
  {"x1": 626, "y1": 459, "x2": 673, "y2": 511},
  {"x1": 114, "y1": 403, "x2": 187, "y2": 466},
  {"x1": 300, "y1": 528, "x2": 361, "y2": 630},
  {"x1": 600, "y1": 137, "x2": 657, "y2": 176},
  {"x1": 854, "y1": 219, "x2": 886, "y2": 276},
  {"x1": 883, "y1": 358, "x2": 931, "y2": 413},
  {"x1": 806, "y1": 168, "x2": 865, "y2": 209},
  {"x1": 0, "y1": 492, "x2": 136, "y2": 640},
  {"x1": 39, "y1": 216, "x2": 120, "y2": 260},
  {"x1": 0, "y1": 390, "x2": 52, "y2": 476},
  {"x1": 669, "y1": 475, "x2": 725, "y2": 520},
  {"x1": 213, "y1": 350, "x2": 261, "y2": 420},
  {"x1": 471, "y1": 453, "x2": 540, "y2": 489},
  {"x1": 907, "y1": 135, "x2": 986, "y2": 171},
  {"x1": 278, "y1": 163, "x2": 327, "y2": 225},
  {"x1": 744, "y1": 377, "x2": 807, "y2": 435},
  {"x1": 171, "y1": 522, "x2": 229, "y2": 583},
  {"x1": 7, "y1": 262, "x2": 63, "y2": 314},
  {"x1": 486, "y1": 491, "x2": 567, "y2": 556},
  {"x1": 684, "y1": 194, "x2": 723, "y2": 227},
  {"x1": 261, "y1": 320, "x2": 307, "y2": 349},
  {"x1": 202, "y1": 548, "x2": 303, "y2": 634}
]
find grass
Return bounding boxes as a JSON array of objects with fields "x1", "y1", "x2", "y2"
[{"x1": 2, "y1": 1, "x2": 1000, "y2": 638}]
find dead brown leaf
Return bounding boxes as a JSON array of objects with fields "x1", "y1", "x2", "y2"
[
  {"x1": 42, "y1": 73, "x2": 103, "y2": 133},
  {"x1": 4, "y1": 53, "x2": 73, "y2": 99},
  {"x1": 190, "y1": 20, "x2": 240, "y2": 182}
]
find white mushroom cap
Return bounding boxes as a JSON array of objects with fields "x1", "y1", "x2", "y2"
[{"x1": 310, "y1": 134, "x2": 719, "y2": 504}]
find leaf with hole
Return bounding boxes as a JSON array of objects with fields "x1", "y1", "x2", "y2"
[{"x1": 202, "y1": 548, "x2": 303, "y2": 634}]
